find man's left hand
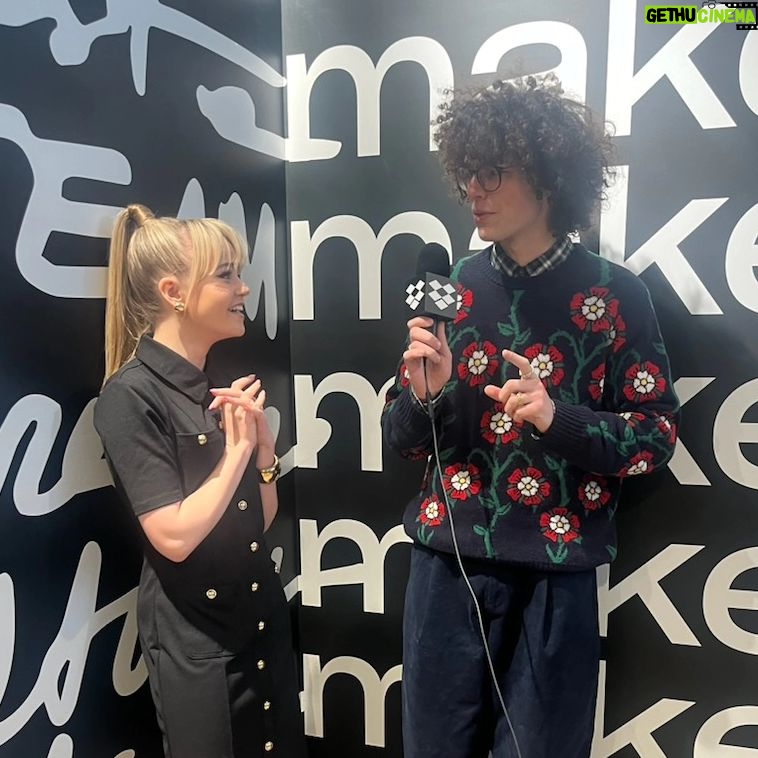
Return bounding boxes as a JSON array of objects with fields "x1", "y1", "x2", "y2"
[{"x1": 484, "y1": 349, "x2": 556, "y2": 433}]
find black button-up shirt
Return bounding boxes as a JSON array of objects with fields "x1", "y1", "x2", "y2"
[{"x1": 94, "y1": 336, "x2": 272, "y2": 652}]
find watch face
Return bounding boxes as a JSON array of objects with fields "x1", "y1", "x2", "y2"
[{"x1": 259, "y1": 457, "x2": 281, "y2": 483}]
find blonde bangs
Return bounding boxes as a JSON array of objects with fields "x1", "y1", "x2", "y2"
[{"x1": 183, "y1": 218, "x2": 248, "y2": 291}]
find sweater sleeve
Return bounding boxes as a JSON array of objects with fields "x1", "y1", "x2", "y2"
[
  {"x1": 381, "y1": 357, "x2": 451, "y2": 460},
  {"x1": 540, "y1": 280, "x2": 680, "y2": 477}
]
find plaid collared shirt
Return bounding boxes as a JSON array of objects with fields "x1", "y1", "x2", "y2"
[{"x1": 490, "y1": 235, "x2": 572, "y2": 277}]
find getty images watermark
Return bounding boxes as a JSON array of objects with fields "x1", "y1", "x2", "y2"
[{"x1": 645, "y1": 1, "x2": 758, "y2": 29}]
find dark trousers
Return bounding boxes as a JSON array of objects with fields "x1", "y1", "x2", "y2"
[{"x1": 402, "y1": 545, "x2": 600, "y2": 758}]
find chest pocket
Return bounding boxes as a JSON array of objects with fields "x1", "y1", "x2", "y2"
[{"x1": 174, "y1": 428, "x2": 225, "y2": 496}]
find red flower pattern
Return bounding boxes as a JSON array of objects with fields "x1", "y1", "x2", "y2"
[
  {"x1": 588, "y1": 363, "x2": 605, "y2": 402},
  {"x1": 454, "y1": 286, "x2": 474, "y2": 324},
  {"x1": 623, "y1": 362, "x2": 666, "y2": 403},
  {"x1": 403, "y1": 446, "x2": 430, "y2": 462},
  {"x1": 577, "y1": 475, "x2": 612, "y2": 511},
  {"x1": 442, "y1": 463, "x2": 482, "y2": 500},
  {"x1": 618, "y1": 411, "x2": 647, "y2": 426},
  {"x1": 457, "y1": 341, "x2": 498, "y2": 386},
  {"x1": 609, "y1": 313, "x2": 627, "y2": 352},
  {"x1": 524, "y1": 344, "x2": 565, "y2": 387},
  {"x1": 656, "y1": 414, "x2": 677, "y2": 444},
  {"x1": 540, "y1": 508, "x2": 581, "y2": 543},
  {"x1": 506, "y1": 467, "x2": 551, "y2": 506},
  {"x1": 480, "y1": 404, "x2": 520, "y2": 444},
  {"x1": 622, "y1": 451, "x2": 655, "y2": 476},
  {"x1": 419, "y1": 496, "x2": 446, "y2": 526},
  {"x1": 570, "y1": 287, "x2": 620, "y2": 333}
]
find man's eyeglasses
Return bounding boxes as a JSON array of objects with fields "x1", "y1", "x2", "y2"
[{"x1": 455, "y1": 165, "x2": 517, "y2": 197}]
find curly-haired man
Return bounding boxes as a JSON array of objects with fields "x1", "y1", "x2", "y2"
[{"x1": 382, "y1": 75, "x2": 680, "y2": 757}]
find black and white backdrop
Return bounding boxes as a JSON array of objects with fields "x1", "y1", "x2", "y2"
[{"x1": 1, "y1": 1, "x2": 756, "y2": 756}]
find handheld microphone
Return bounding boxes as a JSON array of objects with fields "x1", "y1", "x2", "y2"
[{"x1": 405, "y1": 242, "x2": 457, "y2": 327}]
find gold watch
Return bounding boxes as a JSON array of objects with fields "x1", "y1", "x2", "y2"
[{"x1": 257, "y1": 455, "x2": 281, "y2": 484}]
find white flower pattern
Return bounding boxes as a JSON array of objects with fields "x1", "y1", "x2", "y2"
[
  {"x1": 547, "y1": 513, "x2": 572, "y2": 535},
  {"x1": 517, "y1": 476, "x2": 539, "y2": 498},
  {"x1": 583, "y1": 480, "x2": 603, "y2": 502},
  {"x1": 467, "y1": 351, "x2": 490, "y2": 376},
  {"x1": 632, "y1": 369, "x2": 657, "y2": 396},
  {"x1": 581, "y1": 295, "x2": 607, "y2": 323},
  {"x1": 451, "y1": 470, "x2": 472, "y2": 492},
  {"x1": 489, "y1": 411, "x2": 514, "y2": 435},
  {"x1": 424, "y1": 500, "x2": 442, "y2": 520},
  {"x1": 626, "y1": 460, "x2": 649, "y2": 476},
  {"x1": 531, "y1": 352, "x2": 554, "y2": 379}
]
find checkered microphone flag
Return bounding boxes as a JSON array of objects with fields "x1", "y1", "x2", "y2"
[{"x1": 406, "y1": 243, "x2": 457, "y2": 322}]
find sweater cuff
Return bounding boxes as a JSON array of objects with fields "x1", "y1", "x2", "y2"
[
  {"x1": 538, "y1": 400, "x2": 590, "y2": 455},
  {"x1": 390, "y1": 387, "x2": 437, "y2": 433}
]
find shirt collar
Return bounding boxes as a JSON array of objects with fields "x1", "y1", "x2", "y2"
[
  {"x1": 136, "y1": 336, "x2": 210, "y2": 404},
  {"x1": 490, "y1": 235, "x2": 572, "y2": 277}
]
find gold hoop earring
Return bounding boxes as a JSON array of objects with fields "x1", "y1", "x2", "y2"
[{"x1": 174, "y1": 302, "x2": 185, "y2": 312}]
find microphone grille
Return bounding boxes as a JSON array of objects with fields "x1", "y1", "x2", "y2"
[{"x1": 416, "y1": 242, "x2": 450, "y2": 277}]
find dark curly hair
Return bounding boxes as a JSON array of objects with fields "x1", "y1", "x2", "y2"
[{"x1": 434, "y1": 74, "x2": 616, "y2": 237}]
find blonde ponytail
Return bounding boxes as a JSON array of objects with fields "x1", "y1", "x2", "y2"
[{"x1": 104, "y1": 204, "x2": 155, "y2": 382}]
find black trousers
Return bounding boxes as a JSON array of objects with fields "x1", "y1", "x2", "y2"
[
  {"x1": 402, "y1": 544, "x2": 600, "y2": 758},
  {"x1": 138, "y1": 568, "x2": 306, "y2": 758}
]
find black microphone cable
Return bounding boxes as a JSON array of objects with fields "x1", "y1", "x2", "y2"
[{"x1": 422, "y1": 357, "x2": 524, "y2": 758}]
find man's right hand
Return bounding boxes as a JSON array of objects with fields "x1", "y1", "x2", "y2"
[{"x1": 403, "y1": 317, "x2": 453, "y2": 400}]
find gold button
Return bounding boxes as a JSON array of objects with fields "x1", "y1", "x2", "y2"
[
  {"x1": 257, "y1": 659, "x2": 266, "y2": 670},
  {"x1": 258, "y1": 620, "x2": 265, "y2": 631},
  {"x1": 238, "y1": 500, "x2": 248, "y2": 511},
  {"x1": 263, "y1": 700, "x2": 271, "y2": 711},
  {"x1": 250, "y1": 541, "x2": 259, "y2": 552},
  {"x1": 206, "y1": 588, "x2": 217, "y2": 600},
  {"x1": 264, "y1": 741, "x2": 273, "y2": 752},
  {"x1": 197, "y1": 433, "x2": 207, "y2": 445},
  {"x1": 251, "y1": 582, "x2": 259, "y2": 592}
]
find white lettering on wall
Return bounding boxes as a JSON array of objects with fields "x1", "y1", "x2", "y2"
[
  {"x1": 739, "y1": 29, "x2": 758, "y2": 116},
  {"x1": 294, "y1": 373, "x2": 395, "y2": 471},
  {"x1": 605, "y1": 0, "x2": 734, "y2": 136},
  {"x1": 592, "y1": 661, "x2": 695, "y2": 757},
  {"x1": 0, "y1": 543, "x2": 144, "y2": 748},
  {"x1": 472, "y1": 21, "x2": 587, "y2": 102},
  {"x1": 0, "y1": 2, "x2": 284, "y2": 96},
  {"x1": 303, "y1": 654, "x2": 401, "y2": 747},
  {"x1": 291, "y1": 212, "x2": 451, "y2": 320},
  {"x1": 599, "y1": 164, "x2": 726, "y2": 315},
  {"x1": 597, "y1": 544, "x2": 705, "y2": 645},
  {"x1": 703, "y1": 547, "x2": 758, "y2": 656},
  {"x1": 285, "y1": 38, "x2": 454, "y2": 161},
  {"x1": 0, "y1": 397, "x2": 110, "y2": 517},
  {"x1": 694, "y1": 706, "x2": 758, "y2": 755},
  {"x1": 725, "y1": 202, "x2": 758, "y2": 314},
  {"x1": 668, "y1": 377, "x2": 716, "y2": 486},
  {"x1": 0, "y1": 103, "x2": 129, "y2": 299},
  {"x1": 298, "y1": 519, "x2": 411, "y2": 613},
  {"x1": 713, "y1": 378, "x2": 758, "y2": 491}
]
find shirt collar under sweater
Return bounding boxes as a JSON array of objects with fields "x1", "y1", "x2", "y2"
[{"x1": 490, "y1": 235, "x2": 572, "y2": 277}]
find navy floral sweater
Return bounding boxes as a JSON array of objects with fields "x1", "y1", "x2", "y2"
[{"x1": 382, "y1": 244, "x2": 680, "y2": 570}]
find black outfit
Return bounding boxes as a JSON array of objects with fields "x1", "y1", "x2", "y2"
[{"x1": 94, "y1": 336, "x2": 305, "y2": 758}]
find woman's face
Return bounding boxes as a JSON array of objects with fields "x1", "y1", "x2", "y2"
[{"x1": 185, "y1": 261, "x2": 250, "y2": 345}]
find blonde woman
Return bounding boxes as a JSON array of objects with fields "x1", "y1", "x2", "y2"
[{"x1": 94, "y1": 204, "x2": 305, "y2": 757}]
